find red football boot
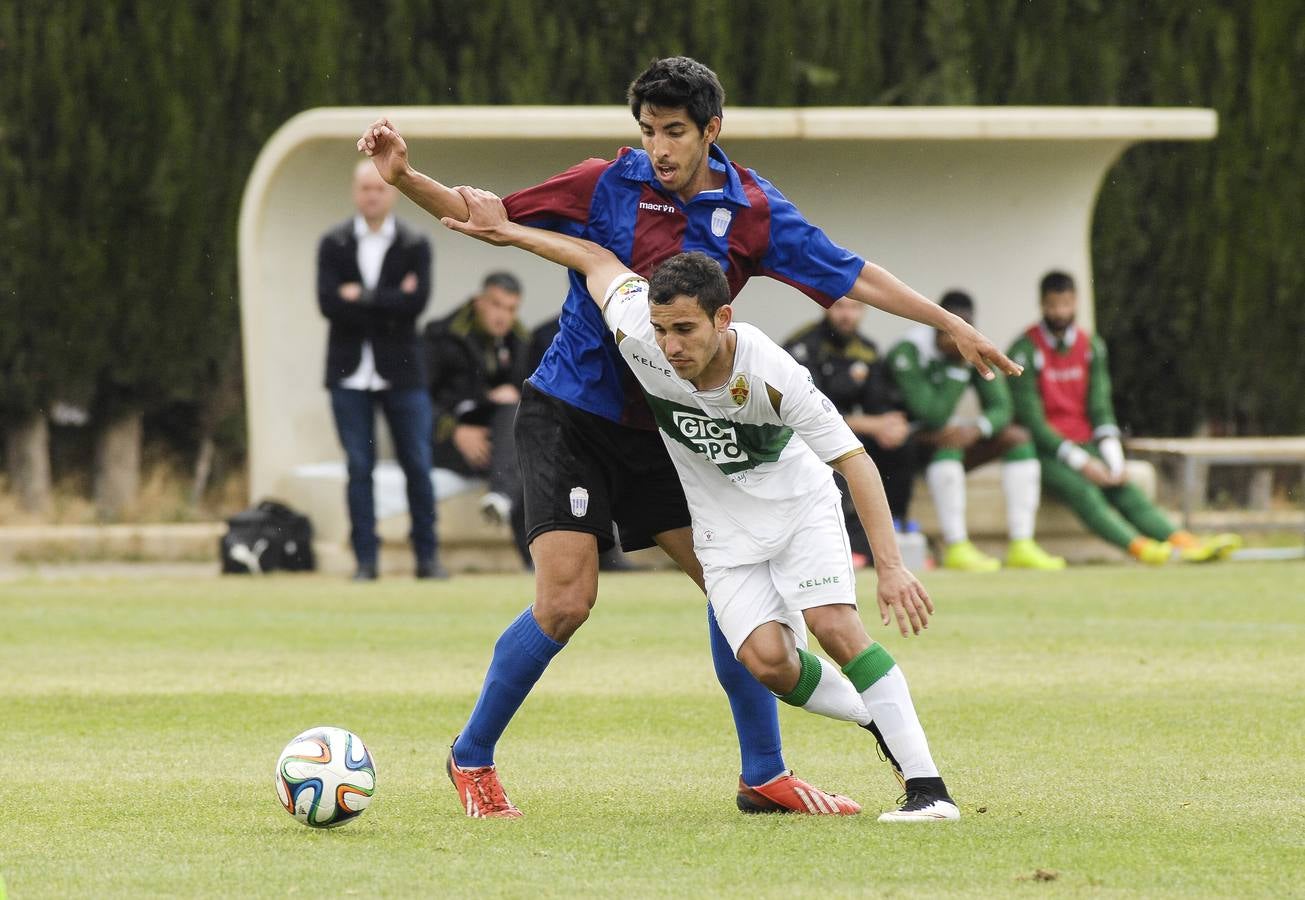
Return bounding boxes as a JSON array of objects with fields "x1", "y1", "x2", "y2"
[
  {"x1": 736, "y1": 771, "x2": 861, "y2": 815},
  {"x1": 447, "y1": 744, "x2": 523, "y2": 819}
]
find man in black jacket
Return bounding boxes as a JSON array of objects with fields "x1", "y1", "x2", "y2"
[
  {"x1": 424, "y1": 272, "x2": 531, "y2": 564},
  {"x1": 317, "y1": 161, "x2": 444, "y2": 580}
]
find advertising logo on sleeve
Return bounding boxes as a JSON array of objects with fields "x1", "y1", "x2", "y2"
[{"x1": 615, "y1": 278, "x2": 645, "y2": 300}]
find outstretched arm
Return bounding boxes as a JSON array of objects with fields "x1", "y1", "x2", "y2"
[
  {"x1": 358, "y1": 117, "x2": 471, "y2": 223},
  {"x1": 440, "y1": 186, "x2": 630, "y2": 309},
  {"x1": 848, "y1": 263, "x2": 1022, "y2": 381}
]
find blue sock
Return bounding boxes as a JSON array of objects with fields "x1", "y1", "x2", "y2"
[
  {"x1": 707, "y1": 603, "x2": 787, "y2": 786},
  {"x1": 452, "y1": 607, "x2": 564, "y2": 767}
]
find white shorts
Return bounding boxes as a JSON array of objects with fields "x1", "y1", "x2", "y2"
[{"x1": 703, "y1": 498, "x2": 858, "y2": 657}]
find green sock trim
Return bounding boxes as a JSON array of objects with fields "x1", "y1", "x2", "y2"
[
  {"x1": 842, "y1": 644, "x2": 896, "y2": 692},
  {"x1": 1003, "y1": 442, "x2": 1037, "y2": 462},
  {"x1": 778, "y1": 649, "x2": 822, "y2": 707},
  {"x1": 932, "y1": 447, "x2": 964, "y2": 462}
]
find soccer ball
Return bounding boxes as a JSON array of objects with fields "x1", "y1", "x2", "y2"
[{"x1": 275, "y1": 726, "x2": 376, "y2": 828}]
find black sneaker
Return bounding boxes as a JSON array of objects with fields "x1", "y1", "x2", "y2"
[
  {"x1": 860, "y1": 721, "x2": 906, "y2": 790},
  {"x1": 352, "y1": 564, "x2": 378, "y2": 581},
  {"x1": 877, "y1": 777, "x2": 960, "y2": 823},
  {"x1": 415, "y1": 558, "x2": 450, "y2": 580}
]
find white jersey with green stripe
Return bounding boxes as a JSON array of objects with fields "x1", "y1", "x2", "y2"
[{"x1": 602, "y1": 273, "x2": 862, "y2": 566}]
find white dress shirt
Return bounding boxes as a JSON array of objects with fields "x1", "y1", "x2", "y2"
[{"x1": 339, "y1": 214, "x2": 396, "y2": 391}]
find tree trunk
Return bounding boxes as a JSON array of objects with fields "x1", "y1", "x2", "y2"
[
  {"x1": 94, "y1": 410, "x2": 143, "y2": 521},
  {"x1": 190, "y1": 335, "x2": 243, "y2": 510},
  {"x1": 4, "y1": 413, "x2": 53, "y2": 516},
  {"x1": 190, "y1": 435, "x2": 215, "y2": 508}
]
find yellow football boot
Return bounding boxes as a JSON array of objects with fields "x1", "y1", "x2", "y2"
[
  {"x1": 1172, "y1": 531, "x2": 1243, "y2": 563},
  {"x1": 1005, "y1": 538, "x2": 1067, "y2": 570},
  {"x1": 941, "y1": 540, "x2": 1002, "y2": 572},
  {"x1": 1129, "y1": 537, "x2": 1172, "y2": 565}
]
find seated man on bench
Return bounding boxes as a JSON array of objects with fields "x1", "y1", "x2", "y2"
[{"x1": 1006, "y1": 271, "x2": 1240, "y2": 564}]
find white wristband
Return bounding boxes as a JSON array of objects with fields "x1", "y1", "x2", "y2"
[
  {"x1": 1099, "y1": 436, "x2": 1125, "y2": 477},
  {"x1": 1059, "y1": 442, "x2": 1091, "y2": 471}
]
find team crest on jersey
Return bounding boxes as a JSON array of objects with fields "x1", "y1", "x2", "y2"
[
  {"x1": 729, "y1": 374, "x2": 749, "y2": 406},
  {"x1": 569, "y1": 487, "x2": 589, "y2": 518},
  {"x1": 711, "y1": 207, "x2": 732, "y2": 237}
]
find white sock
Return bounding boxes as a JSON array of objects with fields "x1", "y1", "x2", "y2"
[
  {"x1": 926, "y1": 459, "x2": 968, "y2": 545},
  {"x1": 1002, "y1": 458, "x2": 1042, "y2": 542},
  {"x1": 780, "y1": 649, "x2": 871, "y2": 724},
  {"x1": 860, "y1": 666, "x2": 939, "y2": 779}
]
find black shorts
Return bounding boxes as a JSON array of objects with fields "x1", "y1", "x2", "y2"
[{"x1": 515, "y1": 382, "x2": 690, "y2": 552}]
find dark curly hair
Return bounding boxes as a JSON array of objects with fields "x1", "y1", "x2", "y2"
[
  {"x1": 649, "y1": 252, "x2": 731, "y2": 317},
  {"x1": 627, "y1": 57, "x2": 725, "y2": 131},
  {"x1": 1039, "y1": 270, "x2": 1076, "y2": 298}
]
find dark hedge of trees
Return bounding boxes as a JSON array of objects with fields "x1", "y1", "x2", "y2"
[{"x1": 1, "y1": 1, "x2": 1301, "y2": 516}]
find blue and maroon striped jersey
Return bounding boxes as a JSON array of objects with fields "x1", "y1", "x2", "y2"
[{"x1": 504, "y1": 143, "x2": 864, "y2": 426}]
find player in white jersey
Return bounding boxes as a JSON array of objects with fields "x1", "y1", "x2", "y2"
[{"x1": 442, "y1": 186, "x2": 959, "y2": 822}]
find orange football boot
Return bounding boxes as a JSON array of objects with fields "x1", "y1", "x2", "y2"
[
  {"x1": 447, "y1": 744, "x2": 523, "y2": 819},
  {"x1": 736, "y1": 771, "x2": 861, "y2": 815}
]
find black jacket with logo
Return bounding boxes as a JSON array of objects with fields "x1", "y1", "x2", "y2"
[{"x1": 782, "y1": 319, "x2": 901, "y2": 416}]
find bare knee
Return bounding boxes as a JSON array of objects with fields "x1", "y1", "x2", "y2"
[
  {"x1": 530, "y1": 532, "x2": 600, "y2": 641},
  {"x1": 996, "y1": 424, "x2": 1031, "y2": 452},
  {"x1": 803, "y1": 604, "x2": 870, "y2": 667},
  {"x1": 533, "y1": 591, "x2": 593, "y2": 642},
  {"x1": 737, "y1": 630, "x2": 801, "y2": 694}
]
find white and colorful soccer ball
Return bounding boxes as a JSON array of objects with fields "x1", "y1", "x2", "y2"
[{"x1": 275, "y1": 726, "x2": 376, "y2": 828}]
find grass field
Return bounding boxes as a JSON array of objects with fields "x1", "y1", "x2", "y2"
[{"x1": 3, "y1": 561, "x2": 1303, "y2": 898}]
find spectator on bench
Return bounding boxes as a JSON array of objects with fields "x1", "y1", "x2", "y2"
[
  {"x1": 887, "y1": 291, "x2": 1065, "y2": 572},
  {"x1": 424, "y1": 272, "x2": 532, "y2": 565},
  {"x1": 1007, "y1": 271, "x2": 1241, "y2": 565}
]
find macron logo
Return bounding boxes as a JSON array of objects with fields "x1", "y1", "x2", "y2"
[{"x1": 639, "y1": 201, "x2": 678, "y2": 214}]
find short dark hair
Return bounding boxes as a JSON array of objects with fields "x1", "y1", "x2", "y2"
[
  {"x1": 481, "y1": 271, "x2": 522, "y2": 295},
  {"x1": 627, "y1": 57, "x2": 725, "y2": 131},
  {"x1": 1040, "y1": 270, "x2": 1076, "y2": 297},
  {"x1": 939, "y1": 290, "x2": 975, "y2": 317},
  {"x1": 649, "y1": 252, "x2": 731, "y2": 317}
]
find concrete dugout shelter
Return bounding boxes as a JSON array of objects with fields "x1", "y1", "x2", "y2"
[{"x1": 238, "y1": 106, "x2": 1216, "y2": 555}]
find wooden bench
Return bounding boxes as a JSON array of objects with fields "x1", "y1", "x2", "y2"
[
  {"x1": 1125, "y1": 437, "x2": 1305, "y2": 532},
  {"x1": 291, "y1": 438, "x2": 1305, "y2": 572}
]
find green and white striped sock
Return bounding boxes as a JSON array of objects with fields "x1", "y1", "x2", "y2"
[
  {"x1": 844, "y1": 644, "x2": 940, "y2": 780},
  {"x1": 778, "y1": 648, "x2": 871, "y2": 725}
]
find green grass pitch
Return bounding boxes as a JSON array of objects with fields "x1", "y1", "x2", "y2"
[{"x1": 3, "y1": 561, "x2": 1303, "y2": 897}]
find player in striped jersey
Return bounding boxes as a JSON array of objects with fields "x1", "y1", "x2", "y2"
[
  {"x1": 444, "y1": 185, "x2": 960, "y2": 822},
  {"x1": 360, "y1": 57, "x2": 1017, "y2": 818}
]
